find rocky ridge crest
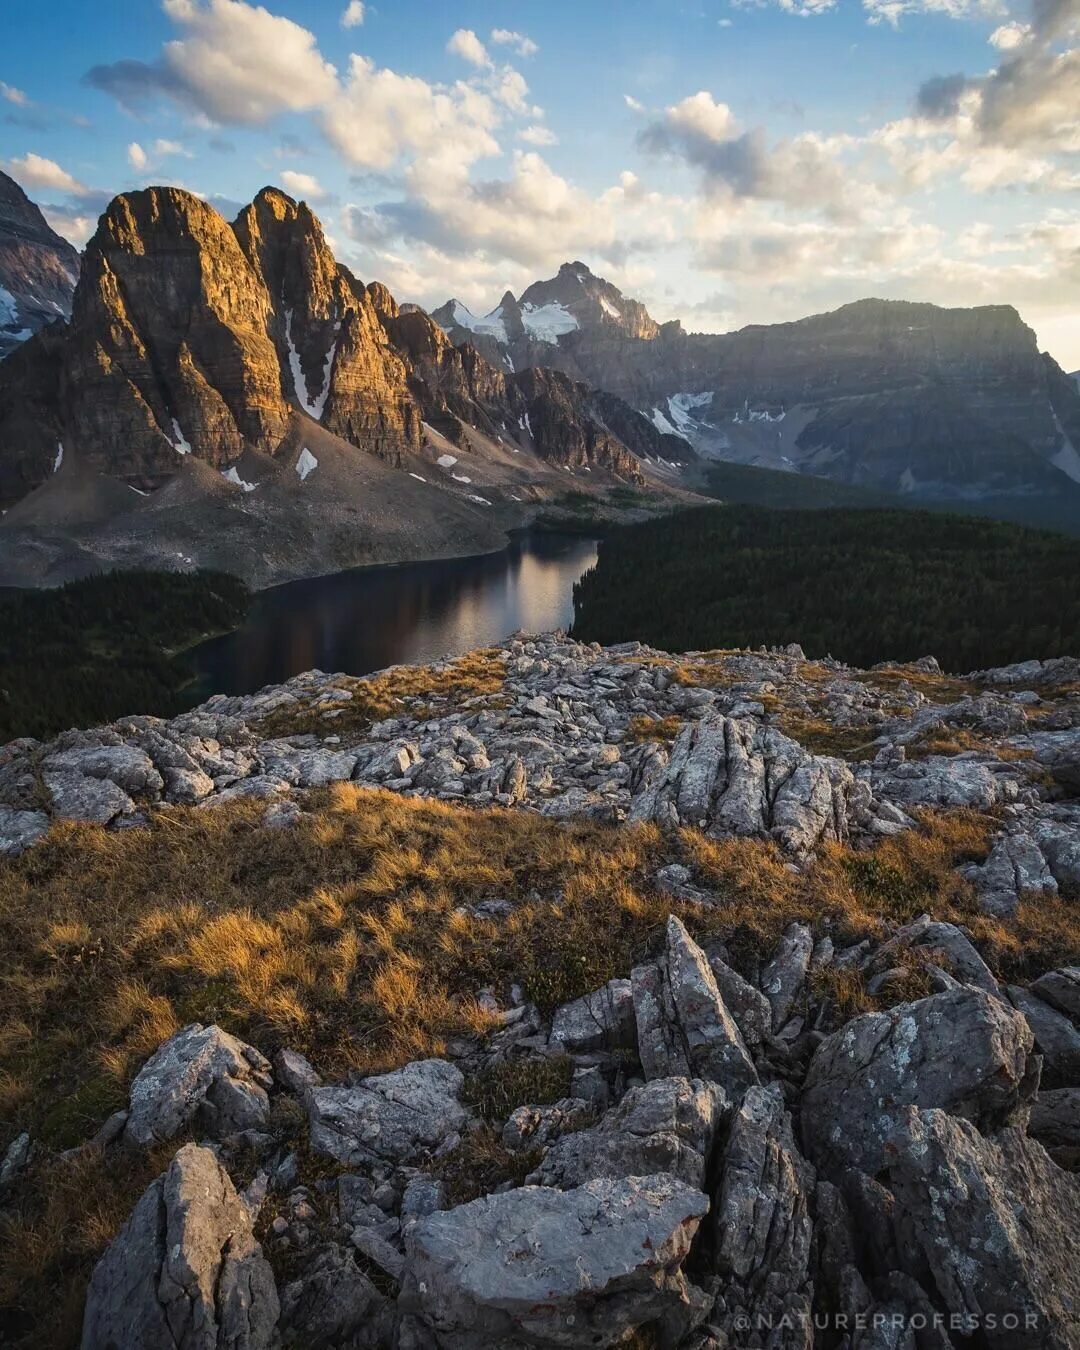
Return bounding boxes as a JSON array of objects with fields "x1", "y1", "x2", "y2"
[{"x1": 2, "y1": 633, "x2": 1080, "y2": 1348}]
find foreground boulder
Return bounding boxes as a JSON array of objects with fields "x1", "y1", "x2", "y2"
[
  {"x1": 308, "y1": 1058, "x2": 471, "y2": 1167},
  {"x1": 81, "y1": 1142, "x2": 279, "y2": 1350},
  {"x1": 711, "y1": 1083, "x2": 815, "y2": 1349},
  {"x1": 124, "y1": 1022, "x2": 273, "y2": 1146},
  {"x1": 881, "y1": 1109, "x2": 1080, "y2": 1349},
  {"x1": 400, "y1": 1173, "x2": 711, "y2": 1348},
  {"x1": 801, "y1": 988, "x2": 1037, "y2": 1176},
  {"x1": 632, "y1": 915, "x2": 758, "y2": 1095}
]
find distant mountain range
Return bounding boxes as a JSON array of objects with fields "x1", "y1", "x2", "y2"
[
  {"x1": 1, "y1": 175, "x2": 1078, "y2": 588},
  {"x1": 0, "y1": 186, "x2": 689, "y2": 587},
  {"x1": 435, "y1": 264, "x2": 1080, "y2": 506},
  {"x1": 0, "y1": 170, "x2": 79, "y2": 361}
]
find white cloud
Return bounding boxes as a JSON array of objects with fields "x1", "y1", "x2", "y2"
[
  {"x1": 0, "y1": 81, "x2": 28, "y2": 106},
  {"x1": 341, "y1": 1, "x2": 365, "y2": 27},
  {"x1": 624, "y1": 95, "x2": 646, "y2": 112},
  {"x1": 2, "y1": 152, "x2": 90, "y2": 196},
  {"x1": 323, "y1": 55, "x2": 500, "y2": 173},
  {"x1": 989, "y1": 20, "x2": 1031, "y2": 47},
  {"x1": 42, "y1": 207, "x2": 96, "y2": 248},
  {"x1": 863, "y1": 0, "x2": 1003, "y2": 23},
  {"x1": 154, "y1": 138, "x2": 192, "y2": 157},
  {"x1": 520, "y1": 124, "x2": 558, "y2": 146},
  {"x1": 127, "y1": 141, "x2": 148, "y2": 170},
  {"x1": 89, "y1": 0, "x2": 338, "y2": 125},
  {"x1": 281, "y1": 168, "x2": 327, "y2": 200},
  {"x1": 447, "y1": 29, "x2": 492, "y2": 69},
  {"x1": 490, "y1": 29, "x2": 539, "y2": 57}
]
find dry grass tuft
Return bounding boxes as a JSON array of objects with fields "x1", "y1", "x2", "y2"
[
  {"x1": 257, "y1": 649, "x2": 507, "y2": 741},
  {"x1": 626, "y1": 714, "x2": 684, "y2": 745}
]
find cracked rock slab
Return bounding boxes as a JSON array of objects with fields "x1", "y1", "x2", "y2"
[
  {"x1": 881, "y1": 1108, "x2": 1080, "y2": 1350},
  {"x1": 123, "y1": 1022, "x2": 273, "y2": 1147},
  {"x1": 308, "y1": 1058, "x2": 470, "y2": 1167},
  {"x1": 712, "y1": 1083, "x2": 815, "y2": 1350},
  {"x1": 400, "y1": 1173, "x2": 712, "y2": 1349},
  {"x1": 527, "y1": 1076, "x2": 730, "y2": 1190},
  {"x1": 801, "y1": 987, "x2": 1037, "y2": 1178},
  {"x1": 633, "y1": 915, "x2": 759, "y2": 1096},
  {"x1": 81, "y1": 1142, "x2": 279, "y2": 1350}
]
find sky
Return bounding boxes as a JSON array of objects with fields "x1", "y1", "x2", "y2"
[{"x1": 1, "y1": 0, "x2": 1079, "y2": 368}]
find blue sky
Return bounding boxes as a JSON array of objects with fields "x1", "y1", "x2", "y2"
[{"x1": 2, "y1": 0, "x2": 1079, "y2": 365}]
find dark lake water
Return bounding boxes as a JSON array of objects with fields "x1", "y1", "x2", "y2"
[{"x1": 188, "y1": 532, "x2": 598, "y2": 698}]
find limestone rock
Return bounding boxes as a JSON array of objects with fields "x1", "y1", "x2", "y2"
[
  {"x1": 400, "y1": 1173, "x2": 711, "y2": 1349},
  {"x1": 969, "y1": 833, "x2": 1057, "y2": 917},
  {"x1": 81, "y1": 1142, "x2": 279, "y2": 1350},
  {"x1": 881, "y1": 1108, "x2": 1080, "y2": 1348},
  {"x1": 0, "y1": 805, "x2": 48, "y2": 856},
  {"x1": 1008, "y1": 985, "x2": 1080, "y2": 1088},
  {"x1": 501, "y1": 1097, "x2": 593, "y2": 1153},
  {"x1": 549, "y1": 978, "x2": 636, "y2": 1053},
  {"x1": 528, "y1": 1076, "x2": 729, "y2": 1190},
  {"x1": 1030, "y1": 967, "x2": 1080, "y2": 1022},
  {"x1": 308, "y1": 1059, "x2": 470, "y2": 1167},
  {"x1": 124, "y1": 1023, "x2": 273, "y2": 1147},
  {"x1": 712, "y1": 1083, "x2": 815, "y2": 1349},
  {"x1": 801, "y1": 988, "x2": 1037, "y2": 1177},
  {"x1": 760, "y1": 922, "x2": 813, "y2": 1031},
  {"x1": 629, "y1": 716, "x2": 855, "y2": 856},
  {"x1": 632, "y1": 915, "x2": 759, "y2": 1095}
]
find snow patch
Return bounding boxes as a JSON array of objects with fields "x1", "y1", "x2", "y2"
[
  {"x1": 666, "y1": 392, "x2": 713, "y2": 437},
  {"x1": 450, "y1": 300, "x2": 508, "y2": 344},
  {"x1": 129, "y1": 485, "x2": 149, "y2": 497},
  {"x1": 295, "y1": 447, "x2": 318, "y2": 482},
  {"x1": 650, "y1": 406, "x2": 679, "y2": 436},
  {"x1": 53, "y1": 442, "x2": 63, "y2": 474},
  {"x1": 285, "y1": 309, "x2": 336, "y2": 420},
  {"x1": 451, "y1": 473, "x2": 472, "y2": 483},
  {"x1": 0, "y1": 284, "x2": 17, "y2": 328},
  {"x1": 599, "y1": 296, "x2": 622, "y2": 321},
  {"x1": 437, "y1": 454, "x2": 459, "y2": 468},
  {"x1": 520, "y1": 301, "x2": 579, "y2": 344},
  {"x1": 222, "y1": 466, "x2": 257, "y2": 493},
  {"x1": 409, "y1": 472, "x2": 427, "y2": 483},
  {"x1": 467, "y1": 493, "x2": 492, "y2": 505},
  {"x1": 1049, "y1": 409, "x2": 1080, "y2": 485},
  {"x1": 171, "y1": 418, "x2": 192, "y2": 455}
]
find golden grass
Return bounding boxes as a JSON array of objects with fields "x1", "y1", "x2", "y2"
[
  {"x1": 626, "y1": 715, "x2": 684, "y2": 745},
  {"x1": 0, "y1": 788, "x2": 1076, "y2": 1349},
  {"x1": 257, "y1": 648, "x2": 507, "y2": 740},
  {"x1": 857, "y1": 667, "x2": 983, "y2": 704}
]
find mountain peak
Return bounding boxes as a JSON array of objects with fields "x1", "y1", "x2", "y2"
[{"x1": 0, "y1": 170, "x2": 80, "y2": 359}]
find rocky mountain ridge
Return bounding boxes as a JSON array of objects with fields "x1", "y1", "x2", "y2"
[
  {"x1": 2, "y1": 631, "x2": 1079, "y2": 1347},
  {"x1": 0, "y1": 170, "x2": 79, "y2": 362},
  {"x1": 437, "y1": 268, "x2": 1080, "y2": 507},
  {"x1": 0, "y1": 187, "x2": 691, "y2": 585}
]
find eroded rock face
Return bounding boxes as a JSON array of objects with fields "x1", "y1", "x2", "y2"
[
  {"x1": 629, "y1": 716, "x2": 856, "y2": 856},
  {"x1": 632, "y1": 915, "x2": 759, "y2": 1096},
  {"x1": 81, "y1": 1142, "x2": 279, "y2": 1350},
  {"x1": 308, "y1": 1059, "x2": 471, "y2": 1167},
  {"x1": 881, "y1": 1109, "x2": 1080, "y2": 1349},
  {"x1": 400, "y1": 1173, "x2": 711, "y2": 1349},
  {"x1": 712, "y1": 1083, "x2": 815, "y2": 1349},
  {"x1": 801, "y1": 988, "x2": 1037, "y2": 1177},
  {"x1": 527, "y1": 1076, "x2": 729, "y2": 1190},
  {"x1": 124, "y1": 1022, "x2": 273, "y2": 1147},
  {"x1": 67, "y1": 188, "x2": 291, "y2": 486}
]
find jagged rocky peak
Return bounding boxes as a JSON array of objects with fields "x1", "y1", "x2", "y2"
[
  {"x1": 434, "y1": 261, "x2": 661, "y2": 351},
  {"x1": 518, "y1": 261, "x2": 661, "y2": 342},
  {"x1": 67, "y1": 186, "x2": 289, "y2": 483},
  {"x1": 0, "y1": 169, "x2": 80, "y2": 360}
]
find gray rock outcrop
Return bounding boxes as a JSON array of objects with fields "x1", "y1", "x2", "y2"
[
  {"x1": 124, "y1": 1023, "x2": 273, "y2": 1147},
  {"x1": 81, "y1": 1142, "x2": 279, "y2": 1350}
]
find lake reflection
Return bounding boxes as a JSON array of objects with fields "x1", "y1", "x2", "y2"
[{"x1": 188, "y1": 532, "x2": 598, "y2": 698}]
